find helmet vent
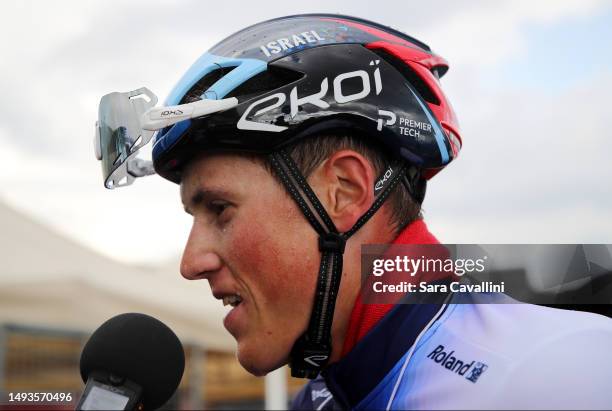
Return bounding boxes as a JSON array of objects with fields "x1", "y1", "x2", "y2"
[
  {"x1": 372, "y1": 48, "x2": 441, "y2": 106},
  {"x1": 180, "y1": 66, "x2": 237, "y2": 104},
  {"x1": 226, "y1": 66, "x2": 304, "y2": 102}
]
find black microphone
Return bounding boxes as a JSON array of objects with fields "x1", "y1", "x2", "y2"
[{"x1": 76, "y1": 313, "x2": 185, "y2": 410}]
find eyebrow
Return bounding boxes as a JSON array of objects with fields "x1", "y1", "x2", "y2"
[{"x1": 182, "y1": 188, "x2": 232, "y2": 214}]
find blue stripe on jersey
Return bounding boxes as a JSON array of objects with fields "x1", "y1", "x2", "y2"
[{"x1": 323, "y1": 291, "x2": 450, "y2": 409}]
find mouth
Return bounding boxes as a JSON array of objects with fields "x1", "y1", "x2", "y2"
[
  {"x1": 220, "y1": 292, "x2": 246, "y2": 336},
  {"x1": 213, "y1": 289, "x2": 246, "y2": 334},
  {"x1": 222, "y1": 293, "x2": 243, "y2": 308}
]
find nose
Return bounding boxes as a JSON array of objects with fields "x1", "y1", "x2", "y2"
[{"x1": 180, "y1": 220, "x2": 223, "y2": 280}]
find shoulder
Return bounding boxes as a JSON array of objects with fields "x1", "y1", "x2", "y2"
[
  {"x1": 472, "y1": 302, "x2": 612, "y2": 407},
  {"x1": 497, "y1": 312, "x2": 612, "y2": 408},
  {"x1": 505, "y1": 304, "x2": 612, "y2": 368},
  {"x1": 444, "y1": 294, "x2": 612, "y2": 355},
  {"x1": 509, "y1": 304, "x2": 612, "y2": 369}
]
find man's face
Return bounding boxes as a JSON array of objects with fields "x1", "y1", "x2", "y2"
[{"x1": 180, "y1": 153, "x2": 319, "y2": 375}]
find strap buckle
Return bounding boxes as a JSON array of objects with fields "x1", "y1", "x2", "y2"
[
  {"x1": 289, "y1": 335, "x2": 332, "y2": 379},
  {"x1": 318, "y1": 232, "x2": 346, "y2": 253}
]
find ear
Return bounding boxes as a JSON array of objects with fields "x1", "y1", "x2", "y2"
[{"x1": 309, "y1": 150, "x2": 376, "y2": 232}]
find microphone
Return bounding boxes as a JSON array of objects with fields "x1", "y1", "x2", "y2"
[{"x1": 76, "y1": 313, "x2": 185, "y2": 410}]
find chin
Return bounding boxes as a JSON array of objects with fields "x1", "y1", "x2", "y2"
[{"x1": 236, "y1": 340, "x2": 289, "y2": 377}]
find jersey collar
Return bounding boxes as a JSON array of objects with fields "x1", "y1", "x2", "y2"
[{"x1": 340, "y1": 219, "x2": 441, "y2": 355}]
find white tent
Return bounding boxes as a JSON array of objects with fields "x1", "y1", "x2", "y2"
[{"x1": 0, "y1": 200, "x2": 233, "y2": 351}]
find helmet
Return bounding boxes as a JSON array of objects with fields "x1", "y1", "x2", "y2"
[
  {"x1": 152, "y1": 13, "x2": 461, "y2": 183},
  {"x1": 95, "y1": 13, "x2": 461, "y2": 379}
]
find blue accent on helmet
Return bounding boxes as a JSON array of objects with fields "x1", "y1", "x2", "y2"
[
  {"x1": 203, "y1": 58, "x2": 267, "y2": 100},
  {"x1": 165, "y1": 53, "x2": 267, "y2": 105},
  {"x1": 154, "y1": 53, "x2": 267, "y2": 162},
  {"x1": 408, "y1": 88, "x2": 449, "y2": 164},
  {"x1": 152, "y1": 119, "x2": 192, "y2": 160}
]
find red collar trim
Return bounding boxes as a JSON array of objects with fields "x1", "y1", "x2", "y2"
[{"x1": 340, "y1": 219, "x2": 440, "y2": 356}]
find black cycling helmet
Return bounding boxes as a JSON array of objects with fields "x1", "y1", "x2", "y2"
[{"x1": 152, "y1": 14, "x2": 461, "y2": 183}]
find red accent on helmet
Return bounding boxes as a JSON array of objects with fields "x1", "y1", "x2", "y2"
[
  {"x1": 366, "y1": 41, "x2": 462, "y2": 178},
  {"x1": 323, "y1": 17, "x2": 463, "y2": 179}
]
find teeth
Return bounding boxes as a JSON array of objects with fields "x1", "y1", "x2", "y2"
[{"x1": 222, "y1": 294, "x2": 243, "y2": 307}]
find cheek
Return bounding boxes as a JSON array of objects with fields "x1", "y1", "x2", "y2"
[
  {"x1": 228, "y1": 203, "x2": 319, "y2": 303},
  {"x1": 228, "y1": 221, "x2": 270, "y2": 273}
]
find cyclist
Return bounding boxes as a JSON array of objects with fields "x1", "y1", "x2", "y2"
[{"x1": 95, "y1": 14, "x2": 612, "y2": 409}]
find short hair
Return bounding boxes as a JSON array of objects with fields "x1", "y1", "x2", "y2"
[{"x1": 265, "y1": 132, "x2": 422, "y2": 234}]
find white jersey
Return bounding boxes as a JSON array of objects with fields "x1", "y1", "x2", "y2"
[
  {"x1": 384, "y1": 293, "x2": 612, "y2": 410},
  {"x1": 293, "y1": 293, "x2": 612, "y2": 410}
]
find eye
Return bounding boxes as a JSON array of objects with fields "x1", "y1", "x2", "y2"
[{"x1": 208, "y1": 200, "x2": 230, "y2": 216}]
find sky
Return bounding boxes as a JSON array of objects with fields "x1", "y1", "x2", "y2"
[{"x1": 0, "y1": 0, "x2": 610, "y2": 266}]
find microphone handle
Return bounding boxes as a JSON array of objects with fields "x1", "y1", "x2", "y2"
[{"x1": 76, "y1": 371, "x2": 143, "y2": 411}]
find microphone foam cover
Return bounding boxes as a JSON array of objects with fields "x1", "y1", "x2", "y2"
[{"x1": 80, "y1": 313, "x2": 185, "y2": 410}]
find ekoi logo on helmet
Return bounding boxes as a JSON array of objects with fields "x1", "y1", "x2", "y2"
[{"x1": 237, "y1": 60, "x2": 383, "y2": 132}]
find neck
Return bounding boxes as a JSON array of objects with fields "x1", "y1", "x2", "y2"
[{"x1": 329, "y1": 212, "x2": 396, "y2": 363}]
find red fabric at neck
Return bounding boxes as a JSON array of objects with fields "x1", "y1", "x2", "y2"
[{"x1": 340, "y1": 219, "x2": 440, "y2": 357}]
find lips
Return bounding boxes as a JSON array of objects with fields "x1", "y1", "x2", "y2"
[
  {"x1": 223, "y1": 297, "x2": 247, "y2": 336},
  {"x1": 210, "y1": 285, "x2": 248, "y2": 336},
  {"x1": 210, "y1": 289, "x2": 244, "y2": 332}
]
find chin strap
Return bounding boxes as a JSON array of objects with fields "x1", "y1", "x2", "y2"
[{"x1": 269, "y1": 149, "x2": 407, "y2": 378}]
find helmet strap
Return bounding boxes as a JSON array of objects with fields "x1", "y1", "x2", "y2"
[{"x1": 268, "y1": 149, "x2": 406, "y2": 378}]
